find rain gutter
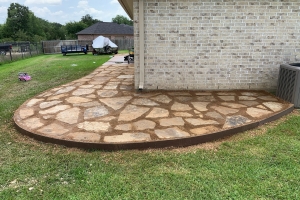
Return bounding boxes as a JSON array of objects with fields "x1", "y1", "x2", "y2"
[{"x1": 138, "y1": 0, "x2": 145, "y2": 90}]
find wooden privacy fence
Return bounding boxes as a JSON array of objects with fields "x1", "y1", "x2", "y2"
[{"x1": 42, "y1": 39, "x2": 134, "y2": 54}]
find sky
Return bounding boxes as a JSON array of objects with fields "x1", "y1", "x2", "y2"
[{"x1": 0, "y1": 0, "x2": 129, "y2": 25}]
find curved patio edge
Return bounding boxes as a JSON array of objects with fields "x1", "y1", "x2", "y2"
[{"x1": 14, "y1": 105, "x2": 294, "y2": 151}]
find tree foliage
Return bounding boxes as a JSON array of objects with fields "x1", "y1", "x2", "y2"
[
  {"x1": 81, "y1": 14, "x2": 100, "y2": 27},
  {"x1": 0, "y1": 4, "x2": 131, "y2": 42},
  {"x1": 112, "y1": 15, "x2": 133, "y2": 26}
]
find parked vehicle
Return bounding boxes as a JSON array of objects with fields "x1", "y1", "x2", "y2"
[
  {"x1": 61, "y1": 45, "x2": 88, "y2": 56},
  {"x1": 18, "y1": 72, "x2": 31, "y2": 81},
  {"x1": 92, "y1": 36, "x2": 118, "y2": 55},
  {"x1": 0, "y1": 44, "x2": 12, "y2": 55}
]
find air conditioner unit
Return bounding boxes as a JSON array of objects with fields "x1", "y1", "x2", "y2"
[{"x1": 276, "y1": 63, "x2": 300, "y2": 108}]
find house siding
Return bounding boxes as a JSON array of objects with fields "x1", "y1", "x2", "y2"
[
  {"x1": 78, "y1": 35, "x2": 133, "y2": 40},
  {"x1": 133, "y1": 0, "x2": 300, "y2": 90}
]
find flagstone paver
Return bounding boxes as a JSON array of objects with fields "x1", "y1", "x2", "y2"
[
  {"x1": 155, "y1": 127, "x2": 190, "y2": 139},
  {"x1": 118, "y1": 105, "x2": 150, "y2": 121},
  {"x1": 159, "y1": 117, "x2": 185, "y2": 126},
  {"x1": 190, "y1": 126, "x2": 220, "y2": 135},
  {"x1": 13, "y1": 55, "x2": 293, "y2": 149}
]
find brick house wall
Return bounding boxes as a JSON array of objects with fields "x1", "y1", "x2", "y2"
[
  {"x1": 78, "y1": 35, "x2": 134, "y2": 40},
  {"x1": 133, "y1": 0, "x2": 300, "y2": 90}
]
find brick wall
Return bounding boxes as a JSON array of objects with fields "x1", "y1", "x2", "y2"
[
  {"x1": 133, "y1": 0, "x2": 300, "y2": 90},
  {"x1": 78, "y1": 35, "x2": 134, "y2": 40}
]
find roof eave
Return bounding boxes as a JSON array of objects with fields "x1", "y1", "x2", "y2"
[{"x1": 118, "y1": 0, "x2": 133, "y2": 20}]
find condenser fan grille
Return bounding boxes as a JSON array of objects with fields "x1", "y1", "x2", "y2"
[
  {"x1": 277, "y1": 67, "x2": 296, "y2": 102},
  {"x1": 276, "y1": 64, "x2": 300, "y2": 107}
]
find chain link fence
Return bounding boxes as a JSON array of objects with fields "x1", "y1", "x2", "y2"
[{"x1": 0, "y1": 41, "x2": 43, "y2": 63}]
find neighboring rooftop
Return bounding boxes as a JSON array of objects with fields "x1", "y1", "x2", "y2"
[{"x1": 76, "y1": 22, "x2": 133, "y2": 35}]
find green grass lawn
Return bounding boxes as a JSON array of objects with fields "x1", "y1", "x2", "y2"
[{"x1": 0, "y1": 54, "x2": 300, "y2": 199}]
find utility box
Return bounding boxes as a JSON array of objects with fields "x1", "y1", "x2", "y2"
[{"x1": 276, "y1": 63, "x2": 300, "y2": 108}]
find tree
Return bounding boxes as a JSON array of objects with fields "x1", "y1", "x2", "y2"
[
  {"x1": 80, "y1": 14, "x2": 101, "y2": 27},
  {"x1": 5, "y1": 3, "x2": 30, "y2": 40},
  {"x1": 65, "y1": 21, "x2": 87, "y2": 39},
  {"x1": 112, "y1": 15, "x2": 133, "y2": 26}
]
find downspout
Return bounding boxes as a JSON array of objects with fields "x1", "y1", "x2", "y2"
[{"x1": 138, "y1": 0, "x2": 145, "y2": 90}]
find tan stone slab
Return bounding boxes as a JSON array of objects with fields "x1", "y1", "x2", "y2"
[
  {"x1": 218, "y1": 96, "x2": 235, "y2": 101},
  {"x1": 117, "y1": 75, "x2": 134, "y2": 79},
  {"x1": 238, "y1": 101, "x2": 260, "y2": 107},
  {"x1": 257, "y1": 105, "x2": 267, "y2": 110},
  {"x1": 47, "y1": 94, "x2": 69, "y2": 101},
  {"x1": 171, "y1": 102, "x2": 192, "y2": 111},
  {"x1": 39, "y1": 105, "x2": 71, "y2": 115},
  {"x1": 146, "y1": 108, "x2": 169, "y2": 118},
  {"x1": 97, "y1": 90, "x2": 118, "y2": 97},
  {"x1": 175, "y1": 96, "x2": 193, "y2": 102},
  {"x1": 120, "y1": 85, "x2": 133, "y2": 90},
  {"x1": 99, "y1": 116, "x2": 116, "y2": 121},
  {"x1": 55, "y1": 86, "x2": 76, "y2": 95},
  {"x1": 86, "y1": 94, "x2": 96, "y2": 98},
  {"x1": 93, "y1": 85, "x2": 103, "y2": 89},
  {"x1": 56, "y1": 107, "x2": 81, "y2": 124},
  {"x1": 191, "y1": 102, "x2": 210, "y2": 112},
  {"x1": 246, "y1": 107, "x2": 273, "y2": 118},
  {"x1": 19, "y1": 108, "x2": 35, "y2": 119},
  {"x1": 43, "y1": 115, "x2": 54, "y2": 120},
  {"x1": 106, "y1": 81, "x2": 120, "y2": 86},
  {"x1": 22, "y1": 117, "x2": 44, "y2": 129},
  {"x1": 132, "y1": 98, "x2": 159, "y2": 106},
  {"x1": 217, "y1": 92, "x2": 236, "y2": 95},
  {"x1": 190, "y1": 126, "x2": 219, "y2": 135},
  {"x1": 72, "y1": 88, "x2": 95, "y2": 96},
  {"x1": 211, "y1": 105, "x2": 239, "y2": 115},
  {"x1": 173, "y1": 112, "x2": 193, "y2": 117},
  {"x1": 77, "y1": 121, "x2": 111, "y2": 132},
  {"x1": 151, "y1": 95, "x2": 172, "y2": 104},
  {"x1": 100, "y1": 96, "x2": 132, "y2": 110},
  {"x1": 133, "y1": 120, "x2": 156, "y2": 130},
  {"x1": 258, "y1": 96, "x2": 278, "y2": 101},
  {"x1": 168, "y1": 92, "x2": 191, "y2": 96},
  {"x1": 241, "y1": 92, "x2": 261, "y2": 96},
  {"x1": 238, "y1": 96, "x2": 256, "y2": 101},
  {"x1": 64, "y1": 132, "x2": 101, "y2": 142},
  {"x1": 223, "y1": 115, "x2": 252, "y2": 129},
  {"x1": 263, "y1": 102, "x2": 284, "y2": 112},
  {"x1": 104, "y1": 132, "x2": 151, "y2": 143},
  {"x1": 84, "y1": 106, "x2": 109, "y2": 120},
  {"x1": 115, "y1": 124, "x2": 132, "y2": 131},
  {"x1": 196, "y1": 96, "x2": 216, "y2": 101},
  {"x1": 103, "y1": 85, "x2": 118, "y2": 90},
  {"x1": 135, "y1": 93, "x2": 161, "y2": 98},
  {"x1": 26, "y1": 99, "x2": 43, "y2": 107},
  {"x1": 155, "y1": 127, "x2": 190, "y2": 139},
  {"x1": 118, "y1": 105, "x2": 150, "y2": 121},
  {"x1": 159, "y1": 117, "x2": 185, "y2": 126},
  {"x1": 185, "y1": 118, "x2": 219, "y2": 126},
  {"x1": 73, "y1": 101, "x2": 101, "y2": 108},
  {"x1": 38, "y1": 91, "x2": 53, "y2": 97},
  {"x1": 221, "y1": 102, "x2": 247, "y2": 109},
  {"x1": 39, "y1": 101, "x2": 62, "y2": 109},
  {"x1": 79, "y1": 85, "x2": 94, "y2": 88},
  {"x1": 66, "y1": 96, "x2": 92, "y2": 104},
  {"x1": 195, "y1": 92, "x2": 212, "y2": 96},
  {"x1": 205, "y1": 111, "x2": 224, "y2": 120},
  {"x1": 38, "y1": 123, "x2": 69, "y2": 137}
]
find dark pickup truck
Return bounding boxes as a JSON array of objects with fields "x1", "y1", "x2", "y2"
[
  {"x1": 0, "y1": 44, "x2": 12, "y2": 55},
  {"x1": 61, "y1": 45, "x2": 88, "y2": 56}
]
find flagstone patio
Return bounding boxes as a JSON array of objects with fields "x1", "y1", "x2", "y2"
[{"x1": 13, "y1": 55, "x2": 294, "y2": 150}]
